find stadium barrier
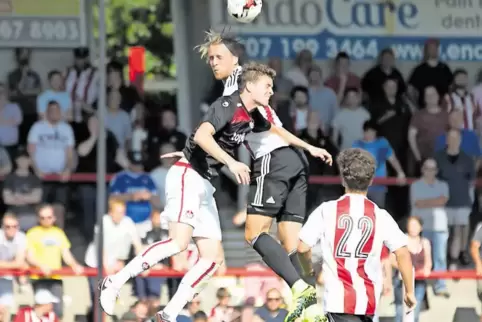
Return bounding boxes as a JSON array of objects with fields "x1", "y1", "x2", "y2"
[
  {"x1": 21, "y1": 173, "x2": 482, "y2": 185},
  {"x1": 0, "y1": 267, "x2": 481, "y2": 280}
]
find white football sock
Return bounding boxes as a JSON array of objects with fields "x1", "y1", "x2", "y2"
[
  {"x1": 110, "y1": 238, "x2": 181, "y2": 287},
  {"x1": 162, "y1": 258, "x2": 219, "y2": 319}
]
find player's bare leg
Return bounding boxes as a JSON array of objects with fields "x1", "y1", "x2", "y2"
[
  {"x1": 157, "y1": 237, "x2": 223, "y2": 322},
  {"x1": 98, "y1": 222, "x2": 193, "y2": 315},
  {"x1": 245, "y1": 215, "x2": 316, "y2": 322}
]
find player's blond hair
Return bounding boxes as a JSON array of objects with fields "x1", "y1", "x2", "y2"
[
  {"x1": 238, "y1": 62, "x2": 276, "y2": 90},
  {"x1": 195, "y1": 29, "x2": 244, "y2": 62}
]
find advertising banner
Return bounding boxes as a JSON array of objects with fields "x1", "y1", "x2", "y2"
[
  {"x1": 0, "y1": 0, "x2": 86, "y2": 47},
  {"x1": 210, "y1": 0, "x2": 482, "y2": 61}
]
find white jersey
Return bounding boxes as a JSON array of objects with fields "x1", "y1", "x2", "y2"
[
  {"x1": 222, "y1": 67, "x2": 288, "y2": 159},
  {"x1": 299, "y1": 193, "x2": 407, "y2": 316}
]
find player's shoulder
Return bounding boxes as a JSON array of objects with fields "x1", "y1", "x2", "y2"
[{"x1": 211, "y1": 92, "x2": 240, "y2": 109}]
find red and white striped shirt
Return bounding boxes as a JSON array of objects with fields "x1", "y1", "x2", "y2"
[
  {"x1": 65, "y1": 66, "x2": 99, "y2": 105},
  {"x1": 444, "y1": 90, "x2": 481, "y2": 130},
  {"x1": 299, "y1": 194, "x2": 407, "y2": 316}
]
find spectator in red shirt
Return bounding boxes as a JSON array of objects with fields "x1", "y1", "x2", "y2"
[
  {"x1": 325, "y1": 52, "x2": 361, "y2": 103},
  {"x1": 14, "y1": 289, "x2": 59, "y2": 322}
]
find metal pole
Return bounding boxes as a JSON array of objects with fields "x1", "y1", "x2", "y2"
[{"x1": 95, "y1": 0, "x2": 107, "y2": 320}]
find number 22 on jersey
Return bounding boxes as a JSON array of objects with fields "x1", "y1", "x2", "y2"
[{"x1": 335, "y1": 214, "x2": 375, "y2": 259}]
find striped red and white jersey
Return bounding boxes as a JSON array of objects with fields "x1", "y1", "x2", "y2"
[
  {"x1": 299, "y1": 193, "x2": 407, "y2": 316},
  {"x1": 65, "y1": 66, "x2": 99, "y2": 105},
  {"x1": 222, "y1": 66, "x2": 288, "y2": 159},
  {"x1": 444, "y1": 90, "x2": 481, "y2": 130}
]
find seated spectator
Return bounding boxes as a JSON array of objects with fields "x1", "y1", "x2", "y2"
[
  {"x1": 408, "y1": 86, "x2": 449, "y2": 167},
  {"x1": 209, "y1": 288, "x2": 234, "y2": 322},
  {"x1": 65, "y1": 47, "x2": 99, "y2": 123},
  {"x1": 7, "y1": 48, "x2": 42, "y2": 99},
  {"x1": 324, "y1": 52, "x2": 361, "y2": 102},
  {"x1": 26, "y1": 204, "x2": 84, "y2": 318},
  {"x1": 435, "y1": 110, "x2": 481, "y2": 160},
  {"x1": 193, "y1": 311, "x2": 208, "y2": 322},
  {"x1": 13, "y1": 289, "x2": 59, "y2": 322},
  {"x1": 435, "y1": 129, "x2": 475, "y2": 270},
  {"x1": 134, "y1": 209, "x2": 168, "y2": 307},
  {"x1": 410, "y1": 158, "x2": 450, "y2": 296},
  {"x1": 331, "y1": 88, "x2": 370, "y2": 150},
  {"x1": 252, "y1": 288, "x2": 288, "y2": 322},
  {"x1": 76, "y1": 115, "x2": 128, "y2": 240},
  {"x1": 290, "y1": 86, "x2": 310, "y2": 133},
  {"x1": 151, "y1": 142, "x2": 176, "y2": 207},
  {"x1": 471, "y1": 68, "x2": 482, "y2": 114},
  {"x1": 27, "y1": 101, "x2": 75, "y2": 217},
  {"x1": 0, "y1": 145, "x2": 12, "y2": 176},
  {"x1": 362, "y1": 48, "x2": 406, "y2": 102},
  {"x1": 285, "y1": 50, "x2": 312, "y2": 87},
  {"x1": 84, "y1": 198, "x2": 143, "y2": 316},
  {"x1": 109, "y1": 152, "x2": 161, "y2": 237},
  {"x1": 393, "y1": 217, "x2": 432, "y2": 322},
  {"x1": 0, "y1": 213, "x2": 26, "y2": 322},
  {"x1": 3, "y1": 147, "x2": 42, "y2": 231},
  {"x1": 0, "y1": 83, "x2": 23, "y2": 157},
  {"x1": 147, "y1": 110, "x2": 187, "y2": 162},
  {"x1": 307, "y1": 65, "x2": 338, "y2": 130},
  {"x1": 107, "y1": 61, "x2": 143, "y2": 119},
  {"x1": 131, "y1": 300, "x2": 149, "y2": 322},
  {"x1": 105, "y1": 90, "x2": 132, "y2": 149},
  {"x1": 352, "y1": 120, "x2": 405, "y2": 207},
  {"x1": 177, "y1": 297, "x2": 202, "y2": 322},
  {"x1": 37, "y1": 70, "x2": 72, "y2": 121}
]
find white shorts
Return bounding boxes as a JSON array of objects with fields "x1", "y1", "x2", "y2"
[
  {"x1": 446, "y1": 207, "x2": 471, "y2": 226},
  {"x1": 163, "y1": 160, "x2": 222, "y2": 240}
]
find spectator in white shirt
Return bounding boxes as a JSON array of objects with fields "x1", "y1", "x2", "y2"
[
  {"x1": 37, "y1": 70, "x2": 72, "y2": 121},
  {"x1": 27, "y1": 101, "x2": 75, "y2": 215},
  {"x1": 84, "y1": 198, "x2": 143, "y2": 312},
  {"x1": 0, "y1": 213, "x2": 26, "y2": 322}
]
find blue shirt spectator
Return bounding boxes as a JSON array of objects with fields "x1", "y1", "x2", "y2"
[
  {"x1": 109, "y1": 152, "x2": 159, "y2": 228},
  {"x1": 353, "y1": 137, "x2": 392, "y2": 191},
  {"x1": 434, "y1": 128, "x2": 481, "y2": 157}
]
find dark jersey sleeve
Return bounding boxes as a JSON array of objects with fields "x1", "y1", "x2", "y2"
[
  {"x1": 251, "y1": 108, "x2": 272, "y2": 133},
  {"x1": 201, "y1": 98, "x2": 234, "y2": 133}
]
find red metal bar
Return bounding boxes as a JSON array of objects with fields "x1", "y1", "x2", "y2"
[
  {"x1": 6, "y1": 173, "x2": 482, "y2": 185},
  {"x1": 0, "y1": 267, "x2": 480, "y2": 280}
]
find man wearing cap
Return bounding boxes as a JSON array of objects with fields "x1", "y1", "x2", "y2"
[
  {"x1": 109, "y1": 152, "x2": 161, "y2": 238},
  {"x1": 13, "y1": 289, "x2": 59, "y2": 322},
  {"x1": 64, "y1": 47, "x2": 99, "y2": 123}
]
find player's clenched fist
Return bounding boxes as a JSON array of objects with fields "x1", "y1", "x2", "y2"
[{"x1": 227, "y1": 160, "x2": 251, "y2": 185}]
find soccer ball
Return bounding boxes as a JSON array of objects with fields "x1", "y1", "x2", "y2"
[{"x1": 227, "y1": 0, "x2": 262, "y2": 23}]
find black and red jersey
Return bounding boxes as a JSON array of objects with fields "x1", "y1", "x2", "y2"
[{"x1": 183, "y1": 91, "x2": 270, "y2": 179}]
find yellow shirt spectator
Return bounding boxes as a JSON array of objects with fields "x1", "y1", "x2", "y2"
[{"x1": 26, "y1": 226, "x2": 71, "y2": 280}]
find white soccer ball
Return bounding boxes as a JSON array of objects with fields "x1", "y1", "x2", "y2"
[{"x1": 227, "y1": 0, "x2": 262, "y2": 24}]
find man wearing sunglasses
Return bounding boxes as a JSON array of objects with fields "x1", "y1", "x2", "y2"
[{"x1": 0, "y1": 213, "x2": 27, "y2": 322}]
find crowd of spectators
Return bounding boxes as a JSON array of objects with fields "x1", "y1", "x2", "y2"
[{"x1": 1, "y1": 37, "x2": 482, "y2": 322}]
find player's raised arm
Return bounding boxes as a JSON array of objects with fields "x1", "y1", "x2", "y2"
[
  {"x1": 296, "y1": 204, "x2": 324, "y2": 277},
  {"x1": 268, "y1": 124, "x2": 333, "y2": 165}
]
